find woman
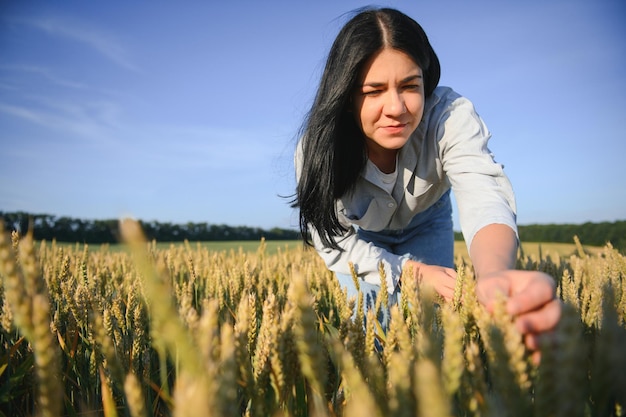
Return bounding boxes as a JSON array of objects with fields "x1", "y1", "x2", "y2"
[{"x1": 293, "y1": 8, "x2": 560, "y2": 359}]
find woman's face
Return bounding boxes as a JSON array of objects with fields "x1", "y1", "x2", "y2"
[{"x1": 353, "y1": 48, "x2": 424, "y2": 169}]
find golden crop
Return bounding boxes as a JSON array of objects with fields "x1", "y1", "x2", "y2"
[{"x1": 0, "y1": 219, "x2": 624, "y2": 417}]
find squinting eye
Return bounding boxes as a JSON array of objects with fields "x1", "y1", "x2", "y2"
[
  {"x1": 362, "y1": 90, "x2": 382, "y2": 96},
  {"x1": 403, "y1": 84, "x2": 421, "y2": 91}
]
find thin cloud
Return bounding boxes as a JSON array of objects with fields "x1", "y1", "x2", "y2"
[
  {"x1": 0, "y1": 97, "x2": 124, "y2": 147},
  {"x1": 0, "y1": 103, "x2": 48, "y2": 125},
  {"x1": 0, "y1": 64, "x2": 87, "y2": 89},
  {"x1": 17, "y1": 16, "x2": 141, "y2": 73}
]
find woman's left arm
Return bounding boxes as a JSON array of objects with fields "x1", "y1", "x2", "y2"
[
  {"x1": 470, "y1": 223, "x2": 562, "y2": 361},
  {"x1": 432, "y1": 90, "x2": 561, "y2": 358}
]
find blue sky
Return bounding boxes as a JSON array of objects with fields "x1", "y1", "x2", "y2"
[{"x1": 1, "y1": 0, "x2": 625, "y2": 230}]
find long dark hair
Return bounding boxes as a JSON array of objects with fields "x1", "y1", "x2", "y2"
[{"x1": 293, "y1": 7, "x2": 441, "y2": 250}]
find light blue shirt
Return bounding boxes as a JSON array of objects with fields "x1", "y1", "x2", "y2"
[{"x1": 296, "y1": 86, "x2": 518, "y2": 292}]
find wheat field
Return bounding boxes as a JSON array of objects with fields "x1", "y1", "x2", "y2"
[{"x1": 0, "y1": 219, "x2": 625, "y2": 417}]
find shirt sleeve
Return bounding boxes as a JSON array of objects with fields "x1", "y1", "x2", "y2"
[
  {"x1": 436, "y1": 94, "x2": 518, "y2": 253},
  {"x1": 309, "y1": 218, "x2": 407, "y2": 295}
]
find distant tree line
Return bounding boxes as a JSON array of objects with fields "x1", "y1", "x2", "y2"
[
  {"x1": 453, "y1": 220, "x2": 625, "y2": 253},
  {"x1": 0, "y1": 211, "x2": 300, "y2": 244},
  {"x1": 1, "y1": 212, "x2": 624, "y2": 252},
  {"x1": 517, "y1": 221, "x2": 626, "y2": 252}
]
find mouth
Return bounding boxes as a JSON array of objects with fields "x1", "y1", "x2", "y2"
[{"x1": 382, "y1": 124, "x2": 408, "y2": 133}]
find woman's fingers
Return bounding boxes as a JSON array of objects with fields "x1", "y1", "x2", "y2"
[
  {"x1": 506, "y1": 272, "x2": 556, "y2": 316},
  {"x1": 412, "y1": 263, "x2": 457, "y2": 302},
  {"x1": 433, "y1": 268, "x2": 457, "y2": 302},
  {"x1": 514, "y1": 298, "x2": 562, "y2": 334}
]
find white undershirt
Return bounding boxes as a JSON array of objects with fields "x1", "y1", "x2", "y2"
[{"x1": 365, "y1": 157, "x2": 398, "y2": 195}]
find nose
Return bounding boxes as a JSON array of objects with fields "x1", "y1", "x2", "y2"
[{"x1": 383, "y1": 90, "x2": 406, "y2": 116}]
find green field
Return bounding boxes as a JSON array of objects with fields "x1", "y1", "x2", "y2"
[
  {"x1": 175, "y1": 240, "x2": 603, "y2": 260},
  {"x1": 55, "y1": 239, "x2": 303, "y2": 256},
  {"x1": 55, "y1": 239, "x2": 602, "y2": 260}
]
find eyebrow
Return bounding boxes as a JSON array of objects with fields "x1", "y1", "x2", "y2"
[{"x1": 362, "y1": 74, "x2": 423, "y2": 87}]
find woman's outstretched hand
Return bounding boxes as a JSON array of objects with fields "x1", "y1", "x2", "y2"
[
  {"x1": 468, "y1": 224, "x2": 562, "y2": 363},
  {"x1": 475, "y1": 269, "x2": 562, "y2": 363}
]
